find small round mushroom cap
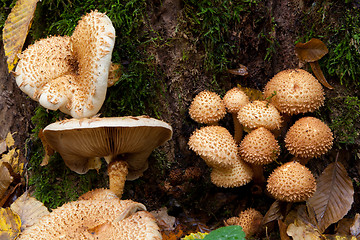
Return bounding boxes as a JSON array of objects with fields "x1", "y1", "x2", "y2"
[
  {"x1": 42, "y1": 116, "x2": 172, "y2": 180},
  {"x1": 237, "y1": 101, "x2": 282, "y2": 131},
  {"x1": 188, "y1": 126, "x2": 239, "y2": 169},
  {"x1": 210, "y1": 159, "x2": 253, "y2": 188},
  {"x1": 267, "y1": 161, "x2": 316, "y2": 202},
  {"x1": 18, "y1": 192, "x2": 162, "y2": 239},
  {"x1": 263, "y1": 69, "x2": 325, "y2": 115},
  {"x1": 189, "y1": 90, "x2": 226, "y2": 124},
  {"x1": 239, "y1": 127, "x2": 280, "y2": 165},
  {"x1": 15, "y1": 11, "x2": 116, "y2": 118},
  {"x1": 223, "y1": 87, "x2": 250, "y2": 113},
  {"x1": 224, "y1": 208, "x2": 263, "y2": 237},
  {"x1": 285, "y1": 117, "x2": 333, "y2": 158}
]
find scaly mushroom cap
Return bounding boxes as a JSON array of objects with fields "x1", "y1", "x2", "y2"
[
  {"x1": 42, "y1": 116, "x2": 172, "y2": 180},
  {"x1": 263, "y1": 69, "x2": 324, "y2": 115},
  {"x1": 223, "y1": 87, "x2": 250, "y2": 113},
  {"x1": 18, "y1": 191, "x2": 161, "y2": 240},
  {"x1": 210, "y1": 159, "x2": 253, "y2": 188},
  {"x1": 237, "y1": 101, "x2": 282, "y2": 131},
  {"x1": 285, "y1": 117, "x2": 333, "y2": 158},
  {"x1": 78, "y1": 188, "x2": 118, "y2": 201},
  {"x1": 188, "y1": 126, "x2": 239, "y2": 169},
  {"x1": 267, "y1": 161, "x2": 316, "y2": 202},
  {"x1": 189, "y1": 90, "x2": 226, "y2": 124},
  {"x1": 239, "y1": 127, "x2": 280, "y2": 165},
  {"x1": 224, "y1": 208, "x2": 263, "y2": 237},
  {"x1": 15, "y1": 11, "x2": 116, "y2": 118}
]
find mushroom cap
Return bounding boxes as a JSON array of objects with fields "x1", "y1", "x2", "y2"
[
  {"x1": 42, "y1": 116, "x2": 172, "y2": 180},
  {"x1": 223, "y1": 87, "x2": 250, "y2": 113},
  {"x1": 78, "y1": 188, "x2": 118, "y2": 201},
  {"x1": 224, "y1": 208, "x2": 263, "y2": 237},
  {"x1": 18, "y1": 191, "x2": 162, "y2": 240},
  {"x1": 239, "y1": 127, "x2": 280, "y2": 165},
  {"x1": 285, "y1": 117, "x2": 333, "y2": 158},
  {"x1": 266, "y1": 161, "x2": 316, "y2": 202},
  {"x1": 263, "y1": 69, "x2": 325, "y2": 115},
  {"x1": 188, "y1": 126, "x2": 239, "y2": 169},
  {"x1": 295, "y1": 38, "x2": 328, "y2": 62},
  {"x1": 189, "y1": 90, "x2": 226, "y2": 124},
  {"x1": 15, "y1": 11, "x2": 116, "y2": 118},
  {"x1": 237, "y1": 101, "x2": 282, "y2": 131},
  {"x1": 210, "y1": 159, "x2": 253, "y2": 188}
]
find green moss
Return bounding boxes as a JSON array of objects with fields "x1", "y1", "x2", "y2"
[{"x1": 298, "y1": 2, "x2": 360, "y2": 87}]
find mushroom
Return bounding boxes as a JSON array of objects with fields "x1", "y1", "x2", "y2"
[
  {"x1": 188, "y1": 126, "x2": 253, "y2": 187},
  {"x1": 263, "y1": 69, "x2": 325, "y2": 115},
  {"x1": 224, "y1": 208, "x2": 263, "y2": 238},
  {"x1": 15, "y1": 10, "x2": 116, "y2": 118},
  {"x1": 223, "y1": 87, "x2": 250, "y2": 143},
  {"x1": 42, "y1": 116, "x2": 173, "y2": 198},
  {"x1": 284, "y1": 116, "x2": 333, "y2": 162},
  {"x1": 18, "y1": 189, "x2": 162, "y2": 239},
  {"x1": 239, "y1": 127, "x2": 280, "y2": 190},
  {"x1": 266, "y1": 161, "x2": 316, "y2": 202},
  {"x1": 295, "y1": 38, "x2": 334, "y2": 89},
  {"x1": 237, "y1": 101, "x2": 282, "y2": 132},
  {"x1": 189, "y1": 90, "x2": 226, "y2": 125}
]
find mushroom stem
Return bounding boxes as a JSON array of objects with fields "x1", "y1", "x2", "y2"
[
  {"x1": 309, "y1": 61, "x2": 334, "y2": 89},
  {"x1": 249, "y1": 164, "x2": 266, "y2": 193},
  {"x1": 108, "y1": 160, "x2": 129, "y2": 198},
  {"x1": 232, "y1": 113, "x2": 243, "y2": 144}
]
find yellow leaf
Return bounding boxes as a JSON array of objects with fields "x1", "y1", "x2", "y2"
[
  {"x1": 0, "y1": 163, "x2": 13, "y2": 200},
  {"x1": 2, "y1": 0, "x2": 39, "y2": 72},
  {"x1": 10, "y1": 192, "x2": 49, "y2": 231},
  {"x1": 1, "y1": 148, "x2": 23, "y2": 175},
  {"x1": 5, "y1": 132, "x2": 15, "y2": 149},
  {"x1": 0, "y1": 208, "x2": 21, "y2": 239}
]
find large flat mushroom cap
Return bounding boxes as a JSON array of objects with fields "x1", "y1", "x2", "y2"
[
  {"x1": 18, "y1": 192, "x2": 162, "y2": 240},
  {"x1": 43, "y1": 116, "x2": 173, "y2": 180}
]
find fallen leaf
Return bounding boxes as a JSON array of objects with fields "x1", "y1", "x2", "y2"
[
  {"x1": 5, "y1": 132, "x2": 15, "y2": 149},
  {"x1": 0, "y1": 163, "x2": 13, "y2": 201},
  {"x1": 336, "y1": 218, "x2": 353, "y2": 236},
  {"x1": 237, "y1": 84, "x2": 264, "y2": 101},
  {"x1": 295, "y1": 38, "x2": 328, "y2": 62},
  {"x1": 307, "y1": 162, "x2": 354, "y2": 233},
  {"x1": 278, "y1": 219, "x2": 291, "y2": 240},
  {"x1": 228, "y1": 64, "x2": 248, "y2": 76},
  {"x1": 262, "y1": 200, "x2": 284, "y2": 225},
  {"x1": 107, "y1": 63, "x2": 122, "y2": 87},
  {"x1": 287, "y1": 219, "x2": 322, "y2": 240},
  {"x1": 1, "y1": 148, "x2": 23, "y2": 175},
  {"x1": 0, "y1": 207, "x2": 21, "y2": 239},
  {"x1": 150, "y1": 207, "x2": 176, "y2": 231},
  {"x1": 38, "y1": 129, "x2": 54, "y2": 166},
  {"x1": 2, "y1": 0, "x2": 39, "y2": 72},
  {"x1": 0, "y1": 140, "x2": 6, "y2": 155},
  {"x1": 350, "y1": 213, "x2": 360, "y2": 237},
  {"x1": 181, "y1": 232, "x2": 208, "y2": 240},
  {"x1": 10, "y1": 191, "x2": 49, "y2": 231}
]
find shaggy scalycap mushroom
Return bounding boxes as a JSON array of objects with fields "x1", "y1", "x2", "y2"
[
  {"x1": 285, "y1": 117, "x2": 333, "y2": 159},
  {"x1": 15, "y1": 11, "x2": 116, "y2": 118},
  {"x1": 188, "y1": 126, "x2": 238, "y2": 169},
  {"x1": 267, "y1": 161, "x2": 316, "y2": 202},
  {"x1": 42, "y1": 116, "x2": 172, "y2": 198},
  {"x1": 18, "y1": 189, "x2": 162, "y2": 240},
  {"x1": 237, "y1": 101, "x2": 282, "y2": 131},
  {"x1": 264, "y1": 69, "x2": 325, "y2": 115},
  {"x1": 224, "y1": 208, "x2": 263, "y2": 238},
  {"x1": 239, "y1": 127, "x2": 280, "y2": 165},
  {"x1": 223, "y1": 87, "x2": 250, "y2": 143},
  {"x1": 189, "y1": 90, "x2": 226, "y2": 125}
]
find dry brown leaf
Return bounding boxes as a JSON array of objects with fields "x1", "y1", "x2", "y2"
[
  {"x1": 262, "y1": 200, "x2": 284, "y2": 225},
  {"x1": 307, "y1": 162, "x2": 354, "y2": 233},
  {"x1": 295, "y1": 38, "x2": 328, "y2": 62},
  {"x1": 150, "y1": 207, "x2": 176, "y2": 231},
  {"x1": 350, "y1": 213, "x2": 360, "y2": 237},
  {"x1": 38, "y1": 129, "x2": 54, "y2": 166},
  {"x1": 2, "y1": 0, "x2": 39, "y2": 72},
  {"x1": 227, "y1": 64, "x2": 249, "y2": 76},
  {"x1": 287, "y1": 219, "x2": 322, "y2": 240},
  {"x1": 10, "y1": 191, "x2": 49, "y2": 231},
  {"x1": 107, "y1": 63, "x2": 122, "y2": 87},
  {"x1": 0, "y1": 207, "x2": 21, "y2": 239},
  {"x1": 0, "y1": 140, "x2": 6, "y2": 155},
  {"x1": 336, "y1": 218, "x2": 353, "y2": 236},
  {"x1": 0, "y1": 163, "x2": 13, "y2": 201},
  {"x1": 278, "y1": 219, "x2": 291, "y2": 240}
]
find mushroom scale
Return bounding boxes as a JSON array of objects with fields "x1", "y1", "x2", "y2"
[
  {"x1": 18, "y1": 190, "x2": 162, "y2": 240},
  {"x1": 42, "y1": 116, "x2": 173, "y2": 197},
  {"x1": 15, "y1": 11, "x2": 116, "y2": 118},
  {"x1": 285, "y1": 117, "x2": 333, "y2": 159},
  {"x1": 266, "y1": 161, "x2": 316, "y2": 202},
  {"x1": 264, "y1": 69, "x2": 325, "y2": 115},
  {"x1": 224, "y1": 208, "x2": 263, "y2": 238}
]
